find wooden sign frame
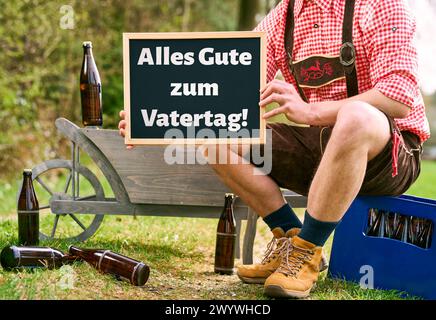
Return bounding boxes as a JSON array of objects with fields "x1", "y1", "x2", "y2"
[{"x1": 123, "y1": 32, "x2": 266, "y2": 145}]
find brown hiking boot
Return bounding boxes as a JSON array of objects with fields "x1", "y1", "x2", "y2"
[
  {"x1": 264, "y1": 236, "x2": 323, "y2": 298},
  {"x1": 237, "y1": 228, "x2": 329, "y2": 285},
  {"x1": 237, "y1": 227, "x2": 296, "y2": 284}
]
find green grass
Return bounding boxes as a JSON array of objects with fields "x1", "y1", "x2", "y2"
[
  {"x1": 407, "y1": 160, "x2": 436, "y2": 198},
  {"x1": 0, "y1": 160, "x2": 435, "y2": 300}
]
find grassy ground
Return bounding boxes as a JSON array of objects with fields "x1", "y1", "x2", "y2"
[{"x1": 0, "y1": 159, "x2": 435, "y2": 300}]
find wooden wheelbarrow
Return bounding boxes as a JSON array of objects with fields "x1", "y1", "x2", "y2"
[{"x1": 30, "y1": 118, "x2": 307, "y2": 264}]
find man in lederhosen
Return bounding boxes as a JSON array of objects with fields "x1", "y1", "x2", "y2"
[
  {"x1": 212, "y1": 0, "x2": 429, "y2": 298},
  {"x1": 119, "y1": 0, "x2": 429, "y2": 299}
]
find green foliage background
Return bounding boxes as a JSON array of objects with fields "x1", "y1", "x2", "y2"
[
  {"x1": 0, "y1": 0, "x2": 434, "y2": 181},
  {"x1": 0, "y1": 0, "x2": 241, "y2": 179}
]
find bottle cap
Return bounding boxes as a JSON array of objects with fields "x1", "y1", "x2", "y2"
[
  {"x1": 82, "y1": 41, "x2": 93, "y2": 48},
  {"x1": 0, "y1": 246, "x2": 18, "y2": 270},
  {"x1": 133, "y1": 262, "x2": 150, "y2": 286},
  {"x1": 225, "y1": 193, "x2": 234, "y2": 197},
  {"x1": 23, "y1": 169, "x2": 32, "y2": 175}
]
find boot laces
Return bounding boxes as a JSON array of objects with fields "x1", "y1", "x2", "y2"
[
  {"x1": 276, "y1": 241, "x2": 314, "y2": 277},
  {"x1": 261, "y1": 236, "x2": 290, "y2": 264}
]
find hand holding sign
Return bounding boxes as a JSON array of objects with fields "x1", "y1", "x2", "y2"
[
  {"x1": 118, "y1": 110, "x2": 134, "y2": 150},
  {"x1": 260, "y1": 79, "x2": 311, "y2": 125}
]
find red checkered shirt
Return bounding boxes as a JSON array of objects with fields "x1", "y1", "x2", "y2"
[{"x1": 255, "y1": 0, "x2": 430, "y2": 142}]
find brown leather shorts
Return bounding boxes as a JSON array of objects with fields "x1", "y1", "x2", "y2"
[{"x1": 255, "y1": 117, "x2": 422, "y2": 197}]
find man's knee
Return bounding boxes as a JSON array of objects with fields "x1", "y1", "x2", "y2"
[{"x1": 334, "y1": 101, "x2": 382, "y2": 143}]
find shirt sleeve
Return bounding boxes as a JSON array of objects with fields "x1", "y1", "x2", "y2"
[
  {"x1": 254, "y1": 1, "x2": 286, "y2": 83},
  {"x1": 360, "y1": 0, "x2": 420, "y2": 109}
]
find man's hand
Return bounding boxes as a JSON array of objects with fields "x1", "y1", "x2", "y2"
[
  {"x1": 259, "y1": 79, "x2": 312, "y2": 125},
  {"x1": 118, "y1": 110, "x2": 134, "y2": 150}
]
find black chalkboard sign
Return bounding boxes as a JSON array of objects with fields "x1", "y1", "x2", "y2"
[{"x1": 123, "y1": 32, "x2": 266, "y2": 145}]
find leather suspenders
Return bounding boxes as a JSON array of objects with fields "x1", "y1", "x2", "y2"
[
  {"x1": 285, "y1": 0, "x2": 359, "y2": 99},
  {"x1": 285, "y1": 0, "x2": 309, "y2": 102},
  {"x1": 341, "y1": 0, "x2": 358, "y2": 97}
]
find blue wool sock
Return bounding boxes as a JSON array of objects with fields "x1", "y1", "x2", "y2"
[
  {"x1": 298, "y1": 210, "x2": 340, "y2": 246},
  {"x1": 263, "y1": 204, "x2": 303, "y2": 233}
]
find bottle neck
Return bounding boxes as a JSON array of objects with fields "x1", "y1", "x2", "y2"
[
  {"x1": 83, "y1": 46, "x2": 93, "y2": 57},
  {"x1": 23, "y1": 173, "x2": 32, "y2": 187},
  {"x1": 21, "y1": 173, "x2": 36, "y2": 203},
  {"x1": 224, "y1": 196, "x2": 234, "y2": 210},
  {"x1": 220, "y1": 195, "x2": 234, "y2": 219}
]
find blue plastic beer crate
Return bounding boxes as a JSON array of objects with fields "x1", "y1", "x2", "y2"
[{"x1": 329, "y1": 195, "x2": 436, "y2": 299}]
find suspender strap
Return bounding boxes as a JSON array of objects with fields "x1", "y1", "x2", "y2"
[
  {"x1": 340, "y1": 0, "x2": 359, "y2": 97},
  {"x1": 285, "y1": 0, "x2": 309, "y2": 103},
  {"x1": 285, "y1": 0, "x2": 359, "y2": 99}
]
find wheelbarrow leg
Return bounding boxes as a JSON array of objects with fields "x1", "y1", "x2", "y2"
[
  {"x1": 235, "y1": 219, "x2": 241, "y2": 259},
  {"x1": 242, "y1": 208, "x2": 258, "y2": 264}
]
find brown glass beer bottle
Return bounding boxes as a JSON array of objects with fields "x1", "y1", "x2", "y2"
[
  {"x1": 393, "y1": 214, "x2": 408, "y2": 242},
  {"x1": 407, "y1": 216, "x2": 424, "y2": 246},
  {"x1": 18, "y1": 169, "x2": 39, "y2": 246},
  {"x1": 69, "y1": 246, "x2": 150, "y2": 286},
  {"x1": 416, "y1": 220, "x2": 433, "y2": 249},
  {"x1": 214, "y1": 193, "x2": 236, "y2": 275},
  {"x1": 367, "y1": 208, "x2": 384, "y2": 237},
  {"x1": 0, "y1": 246, "x2": 77, "y2": 270},
  {"x1": 80, "y1": 41, "x2": 102, "y2": 127},
  {"x1": 384, "y1": 212, "x2": 401, "y2": 239}
]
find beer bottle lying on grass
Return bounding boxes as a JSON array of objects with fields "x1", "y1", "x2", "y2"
[
  {"x1": 1, "y1": 245, "x2": 150, "y2": 286},
  {"x1": 69, "y1": 246, "x2": 150, "y2": 286},
  {"x1": 0, "y1": 246, "x2": 77, "y2": 270}
]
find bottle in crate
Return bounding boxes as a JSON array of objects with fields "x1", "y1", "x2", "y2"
[
  {"x1": 393, "y1": 214, "x2": 408, "y2": 242},
  {"x1": 383, "y1": 211, "x2": 399, "y2": 239},
  {"x1": 367, "y1": 208, "x2": 383, "y2": 237},
  {"x1": 416, "y1": 220, "x2": 433, "y2": 249},
  {"x1": 408, "y1": 216, "x2": 424, "y2": 246}
]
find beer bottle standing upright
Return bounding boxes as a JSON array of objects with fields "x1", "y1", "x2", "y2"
[
  {"x1": 80, "y1": 41, "x2": 102, "y2": 127},
  {"x1": 68, "y1": 246, "x2": 150, "y2": 286},
  {"x1": 0, "y1": 246, "x2": 77, "y2": 270},
  {"x1": 17, "y1": 169, "x2": 39, "y2": 246},
  {"x1": 214, "y1": 193, "x2": 236, "y2": 275}
]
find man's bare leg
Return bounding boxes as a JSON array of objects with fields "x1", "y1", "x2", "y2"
[
  {"x1": 209, "y1": 102, "x2": 391, "y2": 221},
  {"x1": 206, "y1": 146, "x2": 285, "y2": 217},
  {"x1": 264, "y1": 102, "x2": 393, "y2": 298},
  {"x1": 307, "y1": 101, "x2": 392, "y2": 222}
]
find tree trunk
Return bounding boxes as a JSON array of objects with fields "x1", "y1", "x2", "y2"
[
  {"x1": 182, "y1": 0, "x2": 193, "y2": 31},
  {"x1": 265, "y1": 0, "x2": 281, "y2": 13},
  {"x1": 238, "y1": 0, "x2": 260, "y2": 30}
]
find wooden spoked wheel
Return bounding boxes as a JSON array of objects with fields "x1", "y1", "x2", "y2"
[{"x1": 30, "y1": 159, "x2": 105, "y2": 242}]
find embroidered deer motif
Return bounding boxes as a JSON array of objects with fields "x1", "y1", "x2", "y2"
[{"x1": 300, "y1": 60, "x2": 334, "y2": 83}]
